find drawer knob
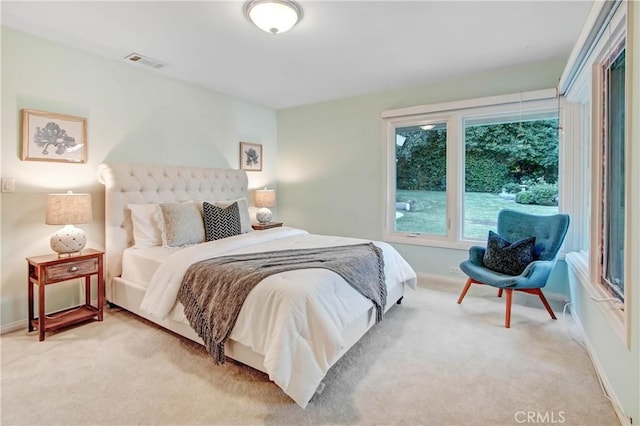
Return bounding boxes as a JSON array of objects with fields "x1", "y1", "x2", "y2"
[{"x1": 68, "y1": 266, "x2": 79, "y2": 272}]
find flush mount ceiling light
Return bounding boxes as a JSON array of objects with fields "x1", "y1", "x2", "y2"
[{"x1": 245, "y1": 0, "x2": 302, "y2": 35}]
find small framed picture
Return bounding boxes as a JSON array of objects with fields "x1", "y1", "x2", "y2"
[
  {"x1": 239, "y1": 142, "x2": 262, "y2": 171},
  {"x1": 21, "y1": 109, "x2": 87, "y2": 163}
]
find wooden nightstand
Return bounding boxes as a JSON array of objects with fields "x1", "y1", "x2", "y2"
[
  {"x1": 26, "y1": 248, "x2": 104, "y2": 341},
  {"x1": 252, "y1": 222, "x2": 283, "y2": 230}
]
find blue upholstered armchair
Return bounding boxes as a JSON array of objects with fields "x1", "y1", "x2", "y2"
[{"x1": 457, "y1": 209, "x2": 570, "y2": 328}]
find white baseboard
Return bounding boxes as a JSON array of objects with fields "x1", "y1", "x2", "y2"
[
  {"x1": 564, "y1": 306, "x2": 631, "y2": 425},
  {"x1": 1, "y1": 319, "x2": 28, "y2": 335},
  {"x1": 418, "y1": 272, "x2": 465, "y2": 287}
]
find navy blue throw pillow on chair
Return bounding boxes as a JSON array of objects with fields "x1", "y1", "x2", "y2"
[{"x1": 482, "y1": 231, "x2": 535, "y2": 276}]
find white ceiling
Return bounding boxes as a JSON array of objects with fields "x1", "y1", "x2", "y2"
[{"x1": 1, "y1": 1, "x2": 592, "y2": 110}]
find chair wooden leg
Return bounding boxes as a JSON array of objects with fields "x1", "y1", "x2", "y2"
[
  {"x1": 497, "y1": 288, "x2": 503, "y2": 298},
  {"x1": 504, "y1": 289, "x2": 513, "y2": 328},
  {"x1": 457, "y1": 278, "x2": 474, "y2": 304},
  {"x1": 534, "y1": 289, "x2": 557, "y2": 320}
]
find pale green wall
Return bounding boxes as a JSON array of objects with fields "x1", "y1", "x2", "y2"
[
  {"x1": 276, "y1": 58, "x2": 568, "y2": 294},
  {"x1": 0, "y1": 27, "x2": 277, "y2": 329}
]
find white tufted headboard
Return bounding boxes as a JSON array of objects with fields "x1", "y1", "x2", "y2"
[{"x1": 97, "y1": 163, "x2": 248, "y2": 300}]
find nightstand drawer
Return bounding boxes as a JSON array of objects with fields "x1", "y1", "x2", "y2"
[{"x1": 45, "y1": 258, "x2": 99, "y2": 282}]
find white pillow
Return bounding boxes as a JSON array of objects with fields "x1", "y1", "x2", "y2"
[
  {"x1": 157, "y1": 202, "x2": 205, "y2": 247},
  {"x1": 127, "y1": 204, "x2": 162, "y2": 248},
  {"x1": 199, "y1": 197, "x2": 251, "y2": 234}
]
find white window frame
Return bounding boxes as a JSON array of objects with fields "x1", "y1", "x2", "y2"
[
  {"x1": 591, "y1": 29, "x2": 628, "y2": 337},
  {"x1": 561, "y1": 0, "x2": 629, "y2": 347},
  {"x1": 384, "y1": 112, "x2": 458, "y2": 247},
  {"x1": 382, "y1": 89, "x2": 562, "y2": 250},
  {"x1": 560, "y1": 83, "x2": 591, "y2": 253}
]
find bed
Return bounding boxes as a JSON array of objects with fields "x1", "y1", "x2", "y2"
[{"x1": 98, "y1": 163, "x2": 417, "y2": 408}]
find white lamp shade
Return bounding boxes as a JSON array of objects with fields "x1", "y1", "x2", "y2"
[
  {"x1": 46, "y1": 192, "x2": 92, "y2": 225},
  {"x1": 246, "y1": 0, "x2": 301, "y2": 35},
  {"x1": 255, "y1": 189, "x2": 276, "y2": 208}
]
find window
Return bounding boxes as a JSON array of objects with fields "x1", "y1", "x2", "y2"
[
  {"x1": 463, "y1": 112, "x2": 559, "y2": 240},
  {"x1": 395, "y1": 121, "x2": 448, "y2": 236},
  {"x1": 560, "y1": 0, "x2": 628, "y2": 345},
  {"x1": 599, "y1": 45, "x2": 626, "y2": 302},
  {"x1": 384, "y1": 92, "x2": 560, "y2": 247}
]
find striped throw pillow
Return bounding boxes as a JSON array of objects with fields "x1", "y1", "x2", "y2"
[{"x1": 203, "y1": 201, "x2": 242, "y2": 241}]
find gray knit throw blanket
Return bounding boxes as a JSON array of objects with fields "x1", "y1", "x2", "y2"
[{"x1": 177, "y1": 243, "x2": 386, "y2": 364}]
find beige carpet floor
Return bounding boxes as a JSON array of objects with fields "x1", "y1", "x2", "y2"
[{"x1": 1, "y1": 280, "x2": 619, "y2": 425}]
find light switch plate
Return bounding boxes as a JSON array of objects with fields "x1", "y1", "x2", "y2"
[{"x1": 1, "y1": 178, "x2": 15, "y2": 193}]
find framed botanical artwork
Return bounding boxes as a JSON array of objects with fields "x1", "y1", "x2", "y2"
[
  {"x1": 21, "y1": 109, "x2": 87, "y2": 163},
  {"x1": 239, "y1": 142, "x2": 262, "y2": 171}
]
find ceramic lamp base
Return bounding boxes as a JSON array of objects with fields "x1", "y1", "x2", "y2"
[
  {"x1": 256, "y1": 207, "x2": 273, "y2": 224},
  {"x1": 50, "y1": 225, "x2": 87, "y2": 256}
]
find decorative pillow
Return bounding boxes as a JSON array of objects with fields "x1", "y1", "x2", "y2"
[
  {"x1": 157, "y1": 202, "x2": 205, "y2": 247},
  {"x1": 203, "y1": 201, "x2": 242, "y2": 241},
  {"x1": 483, "y1": 231, "x2": 536, "y2": 276},
  {"x1": 199, "y1": 197, "x2": 251, "y2": 234},
  {"x1": 127, "y1": 204, "x2": 162, "y2": 248}
]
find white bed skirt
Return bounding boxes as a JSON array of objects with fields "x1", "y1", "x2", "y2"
[{"x1": 109, "y1": 275, "x2": 405, "y2": 376}]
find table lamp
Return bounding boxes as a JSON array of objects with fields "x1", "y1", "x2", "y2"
[
  {"x1": 254, "y1": 188, "x2": 276, "y2": 224},
  {"x1": 45, "y1": 191, "x2": 92, "y2": 256}
]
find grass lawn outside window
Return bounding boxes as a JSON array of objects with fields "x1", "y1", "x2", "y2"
[{"x1": 396, "y1": 190, "x2": 559, "y2": 241}]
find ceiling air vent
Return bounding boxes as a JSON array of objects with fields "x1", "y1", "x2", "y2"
[{"x1": 124, "y1": 53, "x2": 167, "y2": 69}]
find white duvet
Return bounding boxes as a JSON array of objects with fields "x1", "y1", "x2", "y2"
[{"x1": 140, "y1": 227, "x2": 416, "y2": 408}]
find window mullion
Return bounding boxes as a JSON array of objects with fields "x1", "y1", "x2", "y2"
[
  {"x1": 384, "y1": 120, "x2": 398, "y2": 240},
  {"x1": 446, "y1": 113, "x2": 462, "y2": 242}
]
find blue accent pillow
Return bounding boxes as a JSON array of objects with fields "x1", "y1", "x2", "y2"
[{"x1": 483, "y1": 231, "x2": 536, "y2": 276}]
